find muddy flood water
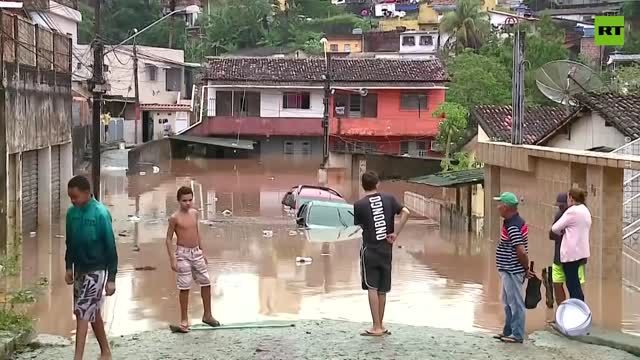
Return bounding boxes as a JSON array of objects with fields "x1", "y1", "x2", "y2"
[{"x1": 17, "y1": 151, "x2": 640, "y2": 338}]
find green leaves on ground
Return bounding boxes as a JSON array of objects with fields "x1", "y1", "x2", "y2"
[{"x1": 0, "y1": 308, "x2": 32, "y2": 333}]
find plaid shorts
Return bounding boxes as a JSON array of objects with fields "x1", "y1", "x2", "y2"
[{"x1": 176, "y1": 246, "x2": 211, "y2": 290}]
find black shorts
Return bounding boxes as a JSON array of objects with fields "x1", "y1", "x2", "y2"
[{"x1": 360, "y1": 246, "x2": 392, "y2": 293}]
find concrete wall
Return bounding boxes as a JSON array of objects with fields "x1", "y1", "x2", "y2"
[
  {"x1": 546, "y1": 112, "x2": 627, "y2": 150},
  {"x1": 354, "y1": 152, "x2": 441, "y2": 180},
  {"x1": 478, "y1": 141, "x2": 639, "y2": 329},
  {"x1": 3, "y1": 66, "x2": 72, "y2": 154},
  {"x1": 258, "y1": 136, "x2": 323, "y2": 160}
]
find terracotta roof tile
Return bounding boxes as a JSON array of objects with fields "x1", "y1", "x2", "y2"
[
  {"x1": 473, "y1": 105, "x2": 571, "y2": 145},
  {"x1": 204, "y1": 57, "x2": 447, "y2": 84},
  {"x1": 574, "y1": 92, "x2": 640, "y2": 140}
]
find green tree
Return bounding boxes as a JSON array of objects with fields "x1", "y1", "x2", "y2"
[
  {"x1": 445, "y1": 50, "x2": 512, "y2": 109},
  {"x1": 612, "y1": 65, "x2": 640, "y2": 94},
  {"x1": 78, "y1": 0, "x2": 185, "y2": 48},
  {"x1": 433, "y1": 102, "x2": 470, "y2": 172},
  {"x1": 439, "y1": 0, "x2": 491, "y2": 52}
]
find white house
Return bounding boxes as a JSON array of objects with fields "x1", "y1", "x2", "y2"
[
  {"x1": 73, "y1": 45, "x2": 199, "y2": 144},
  {"x1": 28, "y1": 0, "x2": 82, "y2": 45}
]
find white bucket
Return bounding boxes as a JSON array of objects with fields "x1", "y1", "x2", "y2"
[{"x1": 555, "y1": 298, "x2": 592, "y2": 337}]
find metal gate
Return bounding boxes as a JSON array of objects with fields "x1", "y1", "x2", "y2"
[
  {"x1": 51, "y1": 146, "x2": 61, "y2": 217},
  {"x1": 21, "y1": 151, "x2": 39, "y2": 234}
]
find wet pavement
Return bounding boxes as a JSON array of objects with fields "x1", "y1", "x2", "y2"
[{"x1": 12, "y1": 150, "x2": 640, "y2": 354}]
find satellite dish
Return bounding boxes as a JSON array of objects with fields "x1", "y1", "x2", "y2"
[{"x1": 535, "y1": 60, "x2": 604, "y2": 106}]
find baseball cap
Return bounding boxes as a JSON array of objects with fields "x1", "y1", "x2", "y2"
[{"x1": 493, "y1": 192, "x2": 519, "y2": 207}]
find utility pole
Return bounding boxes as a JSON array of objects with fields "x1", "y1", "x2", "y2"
[
  {"x1": 133, "y1": 37, "x2": 140, "y2": 145},
  {"x1": 91, "y1": 0, "x2": 105, "y2": 200},
  {"x1": 168, "y1": 0, "x2": 176, "y2": 48},
  {"x1": 322, "y1": 53, "x2": 331, "y2": 167},
  {"x1": 508, "y1": 17, "x2": 525, "y2": 145}
]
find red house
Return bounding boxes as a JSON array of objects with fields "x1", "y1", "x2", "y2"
[
  {"x1": 194, "y1": 57, "x2": 447, "y2": 159},
  {"x1": 328, "y1": 58, "x2": 447, "y2": 157}
]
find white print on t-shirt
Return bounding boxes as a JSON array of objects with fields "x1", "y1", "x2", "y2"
[{"x1": 369, "y1": 195, "x2": 387, "y2": 241}]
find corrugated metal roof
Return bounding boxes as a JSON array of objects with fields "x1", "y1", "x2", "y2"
[{"x1": 408, "y1": 168, "x2": 484, "y2": 187}]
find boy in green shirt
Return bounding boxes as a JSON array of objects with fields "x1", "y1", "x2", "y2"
[{"x1": 65, "y1": 175, "x2": 118, "y2": 360}]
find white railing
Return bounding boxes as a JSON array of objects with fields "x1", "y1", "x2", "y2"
[
  {"x1": 404, "y1": 191, "x2": 443, "y2": 221},
  {"x1": 614, "y1": 137, "x2": 640, "y2": 249}
]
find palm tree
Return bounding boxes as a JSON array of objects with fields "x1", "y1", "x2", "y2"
[{"x1": 439, "y1": 0, "x2": 491, "y2": 53}]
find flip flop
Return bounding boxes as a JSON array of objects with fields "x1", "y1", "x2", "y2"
[
  {"x1": 383, "y1": 330, "x2": 391, "y2": 335},
  {"x1": 360, "y1": 330, "x2": 385, "y2": 337},
  {"x1": 493, "y1": 333, "x2": 505, "y2": 339},
  {"x1": 202, "y1": 319, "x2": 221, "y2": 328},
  {"x1": 500, "y1": 336, "x2": 523, "y2": 344},
  {"x1": 169, "y1": 324, "x2": 191, "y2": 333}
]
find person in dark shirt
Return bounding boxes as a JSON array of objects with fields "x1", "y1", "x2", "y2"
[{"x1": 353, "y1": 171, "x2": 410, "y2": 336}]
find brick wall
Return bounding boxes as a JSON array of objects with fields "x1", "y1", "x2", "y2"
[{"x1": 580, "y1": 37, "x2": 601, "y2": 67}]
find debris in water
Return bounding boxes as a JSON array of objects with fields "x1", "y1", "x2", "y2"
[
  {"x1": 152, "y1": 166, "x2": 160, "y2": 174},
  {"x1": 118, "y1": 231, "x2": 129, "y2": 237},
  {"x1": 139, "y1": 171, "x2": 146, "y2": 176},
  {"x1": 295, "y1": 257, "x2": 313, "y2": 265},
  {"x1": 268, "y1": 176, "x2": 275, "y2": 181},
  {"x1": 128, "y1": 215, "x2": 141, "y2": 222},
  {"x1": 222, "y1": 210, "x2": 232, "y2": 217},
  {"x1": 398, "y1": 245, "x2": 404, "y2": 249},
  {"x1": 262, "y1": 230, "x2": 273, "y2": 238},
  {"x1": 288, "y1": 230, "x2": 297, "y2": 236},
  {"x1": 132, "y1": 245, "x2": 141, "y2": 252},
  {"x1": 30, "y1": 232, "x2": 36, "y2": 238},
  {"x1": 134, "y1": 266, "x2": 156, "y2": 271},
  {"x1": 55, "y1": 235, "x2": 65, "y2": 238}
]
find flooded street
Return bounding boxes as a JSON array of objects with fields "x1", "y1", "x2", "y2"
[{"x1": 17, "y1": 151, "x2": 640, "y2": 340}]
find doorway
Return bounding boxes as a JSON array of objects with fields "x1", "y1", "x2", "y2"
[{"x1": 142, "y1": 111, "x2": 154, "y2": 143}]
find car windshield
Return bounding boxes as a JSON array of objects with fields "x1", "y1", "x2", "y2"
[{"x1": 308, "y1": 205, "x2": 355, "y2": 227}]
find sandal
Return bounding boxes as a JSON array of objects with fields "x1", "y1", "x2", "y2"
[
  {"x1": 500, "y1": 336, "x2": 523, "y2": 344},
  {"x1": 169, "y1": 324, "x2": 191, "y2": 333},
  {"x1": 202, "y1": 319, "x2": 221, "y2": 328},
  {"x1": 360, "y1": 330, "x2": 385, "y2": 337},
  {"x1": 493, "y1": 333, "x2": 505, "y2": 339}
]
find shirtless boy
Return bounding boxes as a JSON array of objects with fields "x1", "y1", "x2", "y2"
[{"x1": 166, "y1": 186, "x2": 220, "y2": 332}]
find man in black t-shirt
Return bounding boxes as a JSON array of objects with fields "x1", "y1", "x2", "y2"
[{"x1": 353, "y1": 171, "x2": 410, "y2": 336}]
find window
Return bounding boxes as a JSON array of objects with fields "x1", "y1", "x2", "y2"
[
  {"x1": 283, "y1": 92, "x2": 311, "y2": 109},
  {"x1": 344, "y1": 44, "x2": 351, "y2": 52},
  {"x1": 400, "y1": 93, "x2": 428, "y2": 111},
  {"x1": 430, "y1": 141, "x2": 440, "y2": 151},
  {"x1": 334, "y1": 93, "x2": 378, "y2": 118},
  {"x1": 419, "y1": 35, "x2": 433, "y2": 46},
  {"x1": 215, "y1": 91, "x2": 261, "y2": 116},
  {"x1": 103, "y1": 64, "x2": 109, "y2": 72},
  {"x1": 605, "y1": 121, "x2": 613, "y2": 127},
  {"x1": 330, "y1": 44, "x2": 339, "y2": 52},
  {"x1": 402, "y1": 36, "x2": 416, "y2": 46},
  {"x1": 166, "y1": 67, "x2": 182, "y2": 92},
  {"x1": 284, "y1": 141, "x2": 294, "y2": 155},
  {"x1": 416, "y1": 141, "x2": 427, "y2": 151},
  {"x1": 400, "y1": 141, "x2": 409, "y2": 155},
  {"x1": 146, "y1": 65, "x2": 158, "y2": 81},
  {"x1": 301, "y1": 141, "x2": 311, "y2": 156}
]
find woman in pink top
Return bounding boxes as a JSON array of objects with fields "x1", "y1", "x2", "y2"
[{"x1": 551, "y1": 188, "x2": 591, "y2": 301}]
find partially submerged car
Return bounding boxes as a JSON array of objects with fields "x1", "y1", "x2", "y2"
[
  {"x1": 297, "y1": 200, "x2": 362, "y2": 243},
  {"x1": 281, "y1": 185, "x2": 345, "y2": 216}
]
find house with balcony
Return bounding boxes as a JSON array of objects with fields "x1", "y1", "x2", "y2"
[
  {"x1": 190, "y1": 57, "x2": 448, "y2": 160},
  {"x1": 329, "y1": 58, "x2": 448, "y2": 157}
]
